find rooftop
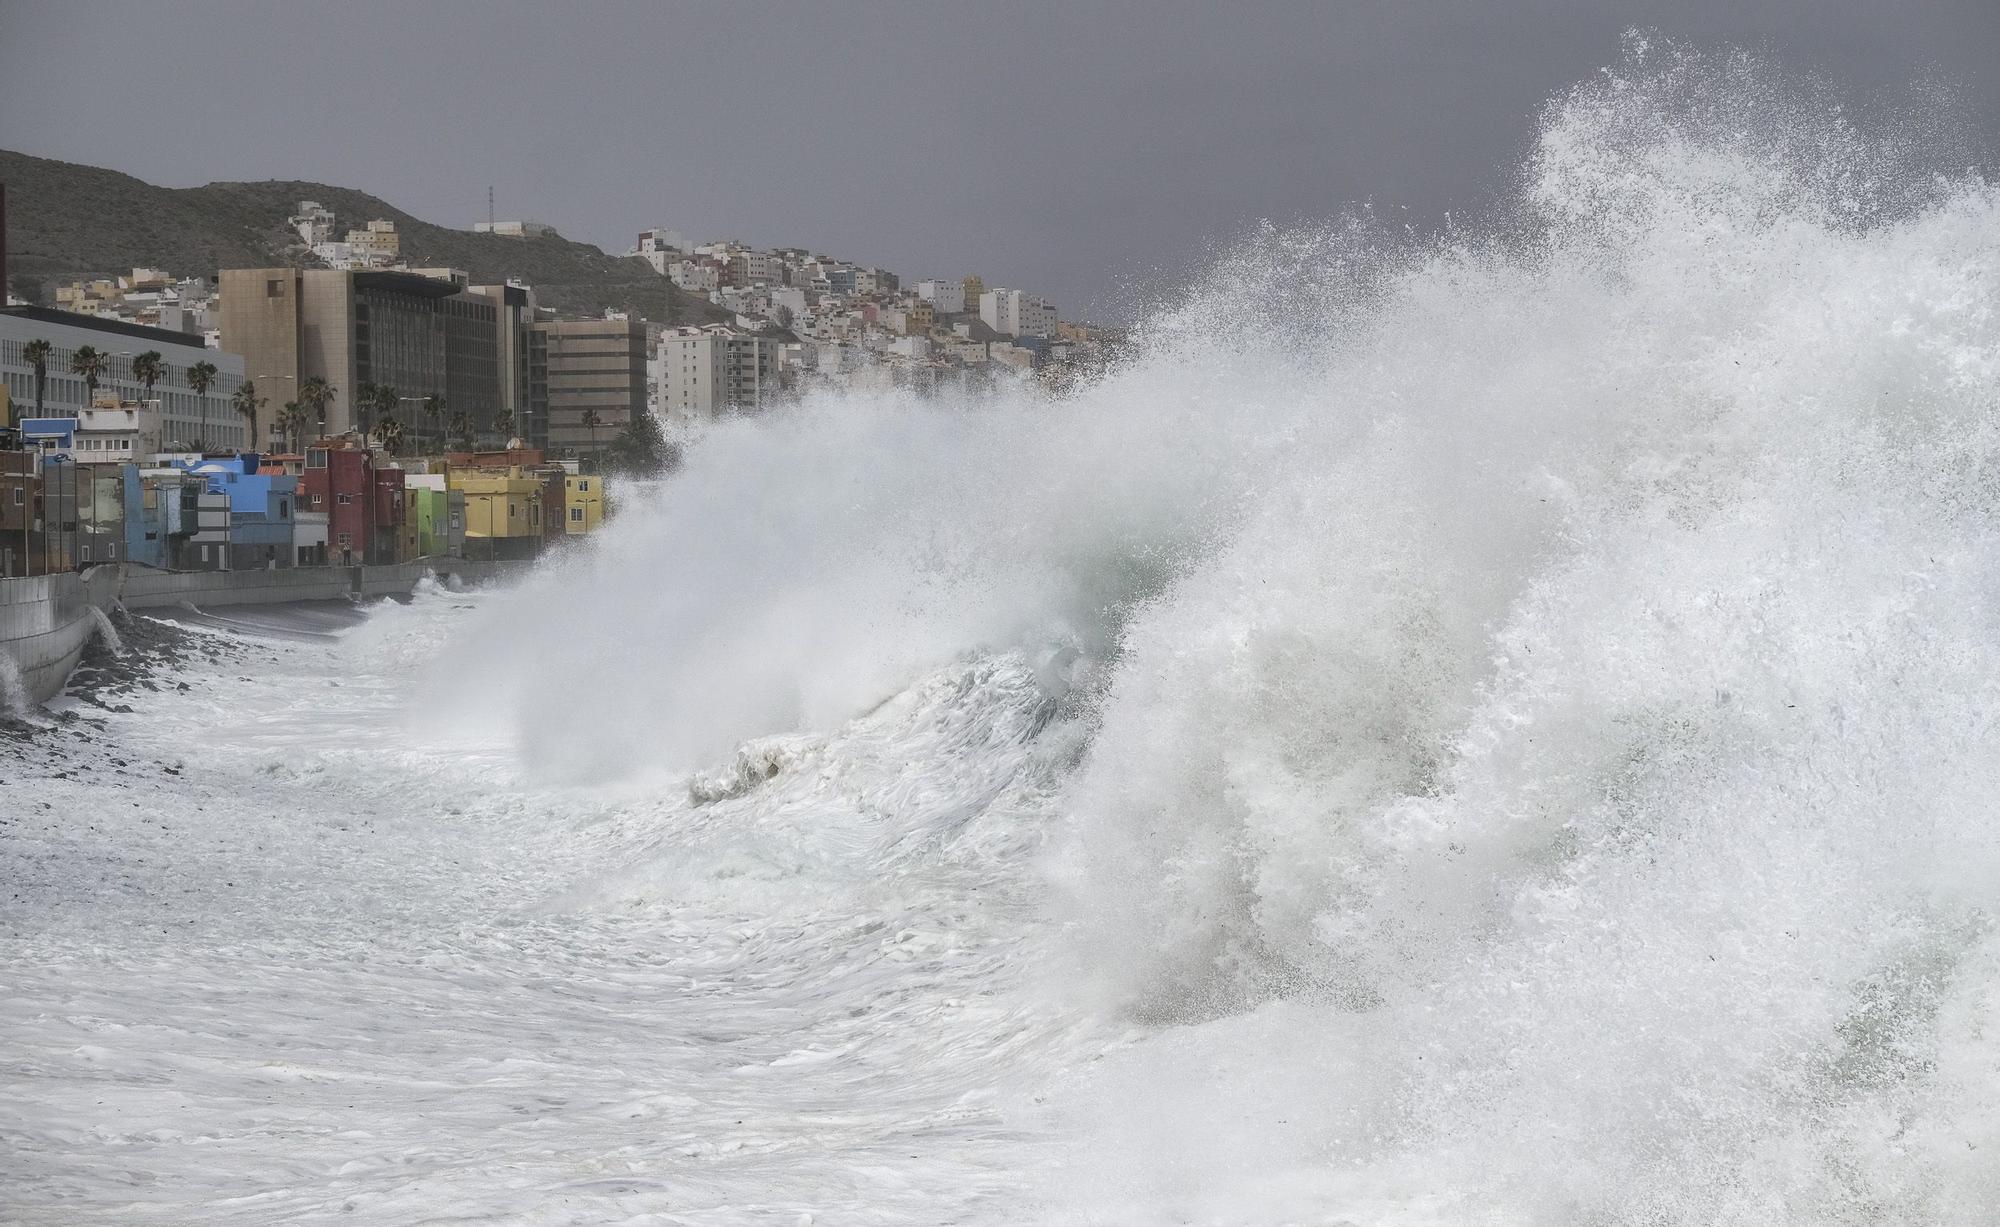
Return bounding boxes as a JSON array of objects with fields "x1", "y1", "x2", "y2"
[{"x1": 0, "y1": 304, "x2": 216, "y2": 349}]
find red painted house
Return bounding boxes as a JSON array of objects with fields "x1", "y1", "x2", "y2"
[{"x1": 298, "y1": 441, "x2": 406, "y2": 565}]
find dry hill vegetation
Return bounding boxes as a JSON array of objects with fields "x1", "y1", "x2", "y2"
[{"x1": 0, "y1": 149, "x2": 728, "y2": 325}]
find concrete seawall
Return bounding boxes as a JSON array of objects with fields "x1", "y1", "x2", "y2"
[
  {"x1": 2, "y1": 558, "x2": 530, "y2": 706},
  {"x1": 0, "y1": 568, "x2": 124, "y2": 706},
  {"x1": 119, "y1": 558, "x2": 529, "y2": 610}
]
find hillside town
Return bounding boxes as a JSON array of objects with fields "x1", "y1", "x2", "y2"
[{"x1": 0, "y1": 192, "x2": 1125, "y2": 578}]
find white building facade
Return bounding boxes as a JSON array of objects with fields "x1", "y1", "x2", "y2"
[
  {"x1": 655, "y1": 326, "x2": 781, "y2": 422},
  {"x1": 917, "y1": 279, "x2": 967, "y2": 314},
  {"x1": 1, "y1": 307, "x2": 250, "y2": 450},
  {"x1": 667, "y1": 260, "x2": 722, "y2": 292},
  {"x1": 978, "y1": 289, "x2": 1058, "y2": 338}
]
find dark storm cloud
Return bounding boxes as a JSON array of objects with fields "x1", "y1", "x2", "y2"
[{"x1": 2, "y1": 1, "x2": 1995, "y2": 319}]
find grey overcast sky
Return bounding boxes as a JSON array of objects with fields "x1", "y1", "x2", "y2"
[{"x1": 2, "y1": 1, "x2": 1997, "y2": 320}]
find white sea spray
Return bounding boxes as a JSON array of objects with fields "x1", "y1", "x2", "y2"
[{"x1": 7, "y1": 40, "x2": 2000, "y2": 1227}]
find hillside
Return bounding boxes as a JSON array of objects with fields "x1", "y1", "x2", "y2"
[{"x1": 0, "y1": 149, "x2": 728, "y2": 325}]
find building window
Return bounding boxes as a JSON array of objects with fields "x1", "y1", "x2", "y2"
[
  {"x1": 336, "y1": 493, "x2": 353, "y2": 505},
  {"x1": 337, "y1": 533, "x2": 350, "y2": 547},
  {"x1": 279, "y1": 500, "x2": 290, "y2": 519},
  {"x1": 569, "y1": 507, "x2": 583, "y2": 523},
  {"x1": 267, "y1": 278, "x2": 284, "y2": 298},
  {"x1": 307, "y1": 448, "x2": 327, "y2": 469},
  {"x1": 577, "y1": 480, "x2": 588, "y2": 491}
]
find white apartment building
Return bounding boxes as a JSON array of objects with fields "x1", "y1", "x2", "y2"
[
  {"x1": 852, "y1": 268, "x2": 898, "y2": 296},
  {"x1": 68, "y1": 399, "x2": 166, "y2": 460},
  {"x1": 714, "y1": 286, "x2": 772, "y2": 318},
  {"x1": 637, "y1": 227, "x2": 689, "y2": 254},
  {"x1": 667, "y1": 260, "x2": 721, "y2": 292},
  {"x1": 727, "y1": 251, "x2": 783, "y2": 286},
  {"x1": 978, "y1": 288, "x2": 1058, "y2": 338},
  {"x1": 0, "y1": 307, "x2": 250, "y2": 449},
  {"x1": 655, "y1": 325, "x2": 780, "y2": 422},
  {"x1": 634, "y1": 228, "x2": 691, "y2": 274},
  {"x1": 291, "y1": 201, "x2": 336, "y2": 246},
  {"x1": 770, "y1": 286, "x2": 809, "y2": 319},
  {"x1": 311, "y1": 241, "x2": 357, "y2": 269},
  {"x1": 938, "y1": 336, "x2": 990, "y2": 365},
  {"x1": 917, "y1": 279, "x2": 966, "y2": 314}
]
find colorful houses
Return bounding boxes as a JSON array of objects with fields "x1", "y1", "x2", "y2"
[
  {"x1": 564, "y1": 473, "x2": 604, "y2": 535},
  {"x1": 449, "y1": 469, "x2": 546, "y2": 561},
  {"x1": 404, "y1": 475, "x2": 466, "y2": 559},
  {"x1": 0, "y1": 431, "x2": 609, "y2": 577},
  {"x1": 297, "y1": 441, "x2": 404, "y2": 566}
]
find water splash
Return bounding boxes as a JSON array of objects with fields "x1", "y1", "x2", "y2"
[
  {"x1": 422, "y1": 39, "x2": 2000, "y2": 1225},
  {"x1": 88, "y1": 606, "x2": 125, "y2": 657},
  {"x1": 1049, "y1": 41, "x2": 2000, "y2": 1223},
  {"x1": 0, "y1": 653, "x2": 30, "y2": 721}
]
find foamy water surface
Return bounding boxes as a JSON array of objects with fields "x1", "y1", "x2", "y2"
[{"x1": 10, "y1": 40, "x2": 2000, "y2": 1227}]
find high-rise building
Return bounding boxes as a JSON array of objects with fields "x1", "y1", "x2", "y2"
[
  {"x1": 470, "y1": 283, "x2": 547, "y2": 449},
  {"x1": 655, "y1": 325, "x2": 780, "y2": 423},
  {"x1": 978, "y1": 288, "x2": 1059, "y2": 339},
  {"x1": 536, "y1": 316, "x2": 646, "y2": 459},
  {"x1": 219, "y1": 268, "x2": 508, "y2": 448}
]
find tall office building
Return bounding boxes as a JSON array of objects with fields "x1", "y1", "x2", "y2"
[
  {"x1": 470, "y1": 283, "x2": 548, "y2": 449},
  {"x1": 536, "y1": 316, "x2": 646, "y2": 459},
  {"x1": 654, "y1": 325, "x2": 780, "y2": 423},
  {"x1": 220, "y1": 268, "x2": 508, "y2": 448}
]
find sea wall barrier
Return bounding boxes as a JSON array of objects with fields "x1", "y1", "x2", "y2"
[
  {"x1": 0, "y1": 567, "x2": 124, "y2": 707},
  {"x1": 1, "y1": 558, "x2": 531, "y2": 706},
  {"x1": 118, "y1": 558, "x2": 530, "y2": 610}
]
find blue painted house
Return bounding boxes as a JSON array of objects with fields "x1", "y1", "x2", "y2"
[
  {"x1": 122, "y1": 465, "x2": 201, "y2": 570},
  {"x1": 172, "y1": 456, "x2": 301, "y2": 570}
]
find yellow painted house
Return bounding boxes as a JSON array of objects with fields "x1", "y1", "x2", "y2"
[
  {"x1": 448, "y1": 468, "x2": 545, "y2": 561},
  {"x1": 564, "y1": 473, "x2": 605, "y2": 535}
]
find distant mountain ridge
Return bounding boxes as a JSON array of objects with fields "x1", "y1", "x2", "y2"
[{"x1": 0, "y1": 148, "x2": 727, "y2": 325}]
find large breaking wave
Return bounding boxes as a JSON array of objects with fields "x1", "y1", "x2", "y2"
[{"x1": 445, "y1": 39, "x2": 2000, "y2": 1223}]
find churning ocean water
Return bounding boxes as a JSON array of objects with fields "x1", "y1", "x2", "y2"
[{"x1": 8, "y1": 42, "x2": 2000, "y2": 1226}]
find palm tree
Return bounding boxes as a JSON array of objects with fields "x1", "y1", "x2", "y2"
[
  {"x1": 186, "y1": 359, "x2": 217, "y2": 448},
  {"x1": 132, "y1": 350, "x2": 164, "y2": 403},
  {"x1": 353, "y1": 382, "x2": 378, "y2": 438},
  {"x1": 494, "y1": 409, "x2": 516, "y2": 442},
  {"x1": 22, "y1": 338, "x2": 51, "y2": 417},
  {"x1": 278, "y1": 400, "x2": 310, "y2": 451},
  {"x1": 581, "y1": 407, "x2": 602, "y2": 454},
  {"x1": 373, "y1": 385, "x2": 400, "y2": 442},
  {"x1": 231, "y1": 380, "x2": 264, "y2": 450},
  {"x1": 69, "y1": 344, "x2": 109, "y2": 406},
  {"x1": 356, "y1": 382, "x2": 400, "y2": 440},
  {"x1": 448, "y1": 410, "x2": 473, "y2": 451},
  {"x1": 300, "y1": 376, "x2": 335, "y2": 435},
  {"x1": 186, "y1": 360, "x2": 218, "y2": 398},
  {"x1": 422, "y1": 394, "x2": 444, "y2": 447},
  {"x1": 377, "y1": 412, "x2": 406, "y2": 457}
]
